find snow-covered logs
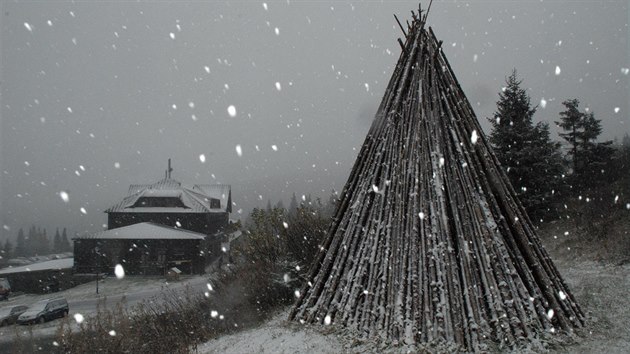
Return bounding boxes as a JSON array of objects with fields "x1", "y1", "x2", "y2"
[{"x1": 289, "y1": 8, "x2": 584, "y2": 351}]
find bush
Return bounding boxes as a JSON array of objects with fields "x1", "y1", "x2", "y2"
[
  {"x1": 56, "y1": 288, "x2": 216, "y2": 353},
  {"x1": 233, "y1": 204, "x2": 330, "y2": 311}
]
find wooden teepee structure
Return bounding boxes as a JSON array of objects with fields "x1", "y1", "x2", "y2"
[{"x1": 289, "y1": 5, "x2": 584, "y2": 351}]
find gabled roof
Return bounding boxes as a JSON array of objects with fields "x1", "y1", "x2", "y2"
[
  {"x1": 105, "y1": 178, "x2": 231, "y2": 213},
  {"x1": 73, "y1": 222, "x2": 206, "y2": 240}
]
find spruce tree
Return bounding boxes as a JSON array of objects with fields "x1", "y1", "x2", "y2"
[
  {"x1": 40, "y1": 229, "x2": 49, "y2": 255},
  {"x1": 489, "y1": 70, "x2": 564, "y2": 218},
  {"x1": 556, "y1": 99, "x2": 583, "y2": 173},
  {"x1": 53, "y1": 228, "x2": 62, "y2": 253},
  {"x1": 15, "y1": 228, "x2": 26, "y2": 257},
  {"x1": 2, "y1": 239, "x2": 13, "y2": 259},
  {"x1": 556, "y1": 99, "x2": 613, "y2": 184},
  {"x1": 61, "y1": 228, "x2": 71, "y2": 252}
]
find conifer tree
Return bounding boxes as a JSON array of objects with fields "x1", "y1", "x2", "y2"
[
  {"x1": 15, "y1": 228, "x2": 26, "y2": 257},
  {"x1": 556, "y1": 99, "x2": 583, "y2": 173},
  {"x1": 489, "y1": 70, "x2": 564, "y2": 217},
  {"x1": 61, "y1": 228, "x2": 71, "y2": 252},
  {"x1": 556, "y1": 99, "x2": 614, "y2": 184},
  {"x1": 53, "y1": 228, "x2": 62, "y2": 253},
  {"x1": 2, "y1": 239, "x2": 13, "y2": 259},
  {"x1": 40, "y1": 229, "x2": 49, "y2": 255}
]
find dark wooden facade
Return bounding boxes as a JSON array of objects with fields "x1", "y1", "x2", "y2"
[{"x1": 73, "y1": 237, "x2": 204, "y2": 275}]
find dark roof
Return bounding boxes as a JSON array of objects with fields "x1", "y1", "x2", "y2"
[
  {"x1": 105, "y1": 178, "x2": 231, "y2": 213},
  {"x1": 73, "y1": 222, "x2": 206, "y2": 240}
]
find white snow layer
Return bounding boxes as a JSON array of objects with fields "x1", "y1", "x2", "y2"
[{"x1": 199, "y1": 310, "x2": 342, "y2": 354}]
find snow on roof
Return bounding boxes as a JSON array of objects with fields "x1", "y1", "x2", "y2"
[
  {"x1": 193, "y1": 184, "x2": 232, "y2": 213},
  {"x1": 0, "y1": 258, "x2": 73, "y2": 275},
  {"x1": 106, "y1": 178, "x2": 231, "y2": 213},
  {"x1": 74, "y1": 222, "x2": 206, "y2": 240}
]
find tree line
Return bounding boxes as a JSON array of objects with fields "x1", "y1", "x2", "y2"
[
  {"x1": 488, "y1": 70, "x2": 629, "y2": 220},
  {"x1": 2, "y1": 226, "x2": 72, "y2": 259}
]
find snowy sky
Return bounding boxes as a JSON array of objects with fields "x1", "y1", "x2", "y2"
[{"x1": 1, "y1": 1, "x2": 628, "y2": 238}]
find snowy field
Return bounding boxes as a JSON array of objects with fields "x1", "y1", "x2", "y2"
[{"x1": 199, "y1": 260, "x2": 630, "y2": 354}]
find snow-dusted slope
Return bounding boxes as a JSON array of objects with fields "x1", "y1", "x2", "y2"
[{"x1": 199, "y1": 310, "x2": 344, "y2": 354}]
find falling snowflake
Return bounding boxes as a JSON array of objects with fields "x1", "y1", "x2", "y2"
[
  {"x1": 621, "y1": 67, "x2": 630, "y2": 75},
  {"x1": 470, "y1": 130, "x2": 478, "y2": 144},
  {"x1": 283, "y1": 274, "x2": 290, "y2": 283},
  {"x1": 235, "y1": 145, "x2": 243, "y2": 157},
  {"x1": 439, "y1": 157, "x2": 445, "y2": 167},
  {"x1": 169, "y1": 32, "x2": 175, "y2": 40},
  {"x1": 614, "y1": 107, "x2": 620, "y2": 113},
  {"x1": 324, "y1": 315, "x2": 331, "y2": 325},
  {"x1": 24, "y1": 22, "x2": 33, "y2": 32},
  {"x1": 60, "y1": 191, "x2": 70, "y2": 203},
  {"x1": 204, "y1": 66, "x2": 211, "y2": 74},
  {"x1": 419, "y1": 212, "x2": 425, "y2": 220},
  {"x1": 547, "y1": 309, "x2": 555, "y2": 320},
  {"x1": 364, "y1": 83, "x2": 370, "y2": 91},
  {"x1": 294, "y1": 290, "x2": 301, "y2": 298},
  {"x1": 207, "y1": 283, "x2": 214, "y2": 291},
  {"x1": 199, "y1": 154, "x2": 206, "y2": 163},
  {"x1": 263, "y1": 3, "x2": 268, "y2": 11},
  {"x1": 109, "y1": 330, "x2": 116, "y2": 336},
  {"x1": 559, "y1": 291, "x2": 567, "y2": 300},
  {"x1": 283, "y1": 222, "x2": 289, "y2": 229},
  {"x1": 540, "y1": 98, "x2": 547, "y2": 109},
  {"x1": 114, "y1": 264, "x2": 125, "y2": 279},
  {"x1": 80, "y1": 207, "x2": 87, "y2": 215},
  {"x1": 114, "y1": 162, "x2": 120, "y2": 169},
  {"x1": 275, "y1": 82, "x2": 282, "y2": 91},
  {"x1": 555, "y1": 66, "x2": 561, "y2": 75},
  {"x1": 274, "y1": 27, "x2": 279, "y2": 36},
  {"x1": 74, "y1": 313, "x2": 84, "y2": 324},
  {"x1": 227, "y1": 105, "x2": 237, "y2": 117},
  {"x1": 211, "y1": 310, "x2": 218, "y2": 318}
]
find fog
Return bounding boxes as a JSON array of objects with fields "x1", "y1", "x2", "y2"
[{"x1": 1, "y1": 1, "x2": 628, "y2": 238}]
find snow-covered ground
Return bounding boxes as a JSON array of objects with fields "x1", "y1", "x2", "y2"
[
  {"x1": 199, "y1": 309, "x2": 343, "y2": 354},
  {"x1": 199, "y1": 260, "x2": 630, "y2": 354}
]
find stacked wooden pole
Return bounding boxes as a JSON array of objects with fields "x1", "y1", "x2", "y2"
[{"x1": 289, "y1": 8, "x2": 584, "y2": 351}]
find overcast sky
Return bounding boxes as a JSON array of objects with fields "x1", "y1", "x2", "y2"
[{"x1": 1, "y1": 0, "x2": 628, "y2": 239}]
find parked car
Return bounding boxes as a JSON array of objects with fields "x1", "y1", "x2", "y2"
[
  {"x1": 0, "y1": 278, "x2": 10, "y2": 301},
  {"x1": 17, "y1": 298, "x2": 69, "y2": 325},
  {"x1": 0, "y1": 305, "x2": 28, "y2": 326}
]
